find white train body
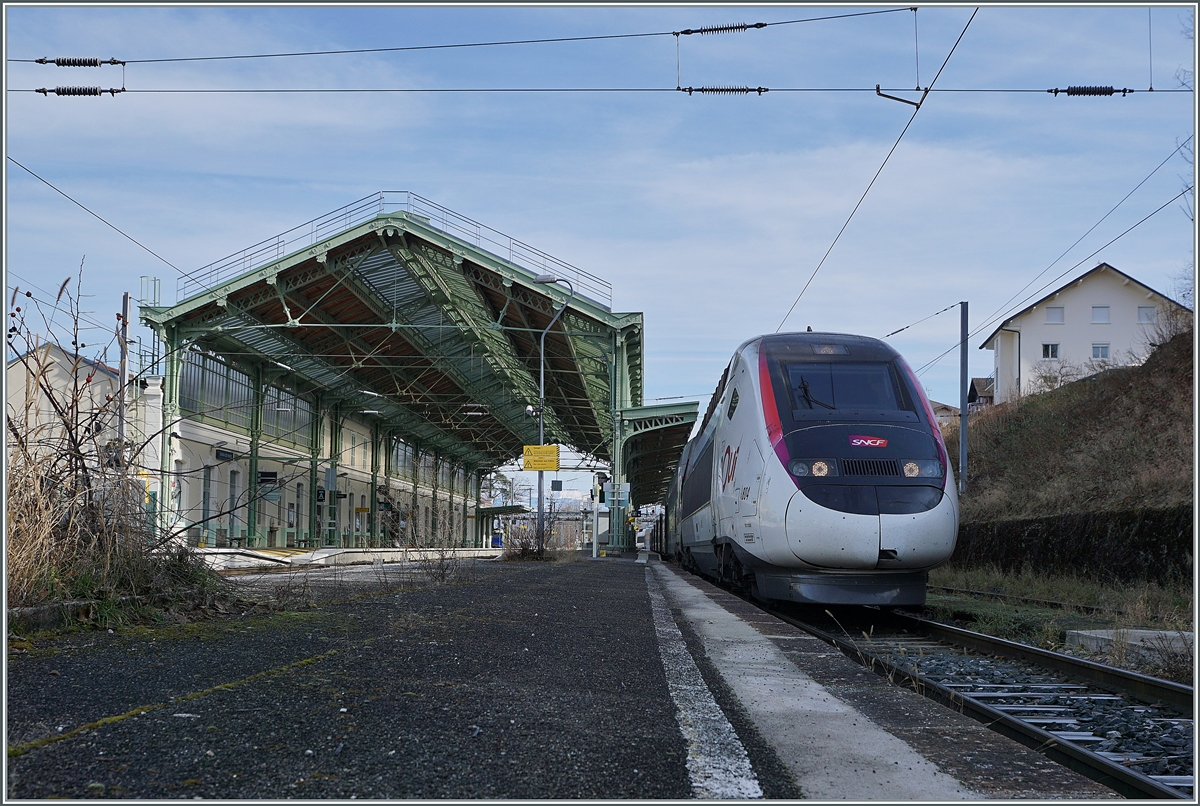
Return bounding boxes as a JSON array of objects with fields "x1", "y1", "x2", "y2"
[{"x1": 665, "y1": 333, "x2": 958, "y2": 606}]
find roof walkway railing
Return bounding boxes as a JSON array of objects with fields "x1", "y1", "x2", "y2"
[{"x1": 176, "y1": 191, "x2": 612, "y2": 308}]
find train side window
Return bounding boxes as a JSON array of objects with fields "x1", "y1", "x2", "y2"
[{"x1": 726, "y1": 388, "x2": 739, "y2": 419}]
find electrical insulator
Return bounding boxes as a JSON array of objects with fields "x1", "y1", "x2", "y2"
[
  {"x1": 35, "y1": 86, "x2": 125, "y2": 97},
  {"x1": 678, "y1": 85, "x2": 769, "y2": 96},
  {"x1": 1048, "y1": 86, "x2": 1132, "y2": 97},
  {"x1": 35, "y1": 56, "x2": 125, "y2": 66},
  {"x1": 676, "y1": 22, "x2": 766, "y2": 36}
]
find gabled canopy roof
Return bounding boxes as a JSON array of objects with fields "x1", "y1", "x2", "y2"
[{"x1": 141, "y1": 193, "x2": 644, "y2": 471}]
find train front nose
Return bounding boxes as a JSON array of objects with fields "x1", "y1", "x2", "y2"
[
  {"x1": 783, "y1": 487, "x2": 880, "y2": 569},
  {"x1": 783, "y1": 483, "x2": 957, "y2": 570}
]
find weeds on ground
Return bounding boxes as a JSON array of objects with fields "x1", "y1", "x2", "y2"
[
  {"x1": 927, "y1": 565, "x2": 1194, "y2": 682},
  {"x1": 6, "y1": 272, "x2": 228, "y2": 626},
  {"x1": 1137, "y1": 630, "x2": 1194, "y2": 684},
  {"x1": 414, "y1": 546, "x2": 477, "y2": 584},
  {"x1": 929, "y1": 565, "x2": 1193, "y2": 627}
]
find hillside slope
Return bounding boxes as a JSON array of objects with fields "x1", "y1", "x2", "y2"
[{"x1": 948, "y1": 330, "x2": 1193, "y2": 523}]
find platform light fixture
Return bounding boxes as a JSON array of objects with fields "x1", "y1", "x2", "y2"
[{"x1": 532, "y1": 273, "x2": 575, "y2": 557}]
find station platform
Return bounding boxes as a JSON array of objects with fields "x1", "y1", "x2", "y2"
[
  {"x1": 198, "y1": 545, "x2": 502, "y2": 572},
  {"x1": 6, "y1": 554, "x2": 1117, "y2": 799}
]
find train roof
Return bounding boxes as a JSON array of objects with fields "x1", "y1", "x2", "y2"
[{"x1": 743, "y1": 332, "x2": 902, "y2": 362}]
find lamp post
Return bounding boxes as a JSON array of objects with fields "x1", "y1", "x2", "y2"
[{"x1": 532, "y1": 274, "x2": 575, "y2": 557}]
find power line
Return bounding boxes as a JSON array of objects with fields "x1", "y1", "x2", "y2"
[
  {"x1": 882, "y1": 301, "x2": 960, "y2": 339},
  {"x1": 5, "y1": 157, "x2": 251, "y2": 304},
  {"x1": 7, "y1": 156, "x2": 180, "y2": 273},
  {"x1": 914, "y1": 184, "x2": 1193, "y2": 377},
  {"x1": 11, "y1": 85, "x2": 1190, "y2": 95},
  {"x1": 776, "y1": 8, "x2": 979, "y2": 332},
  {"x1": 6, "y1": 276, "x2": 116, "y2": 335},
  {"x1": 973, "y1": 136, "x2": 1194, "y2": 342},
  {"x1": 894, "y1": 139, "x2": 1194, "y2": 368},
  {"x1": 7, "y1": 9, "x2": 912, "y2": 65}
]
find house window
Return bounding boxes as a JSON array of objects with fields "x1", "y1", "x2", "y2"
[
  {"x1": 1091, "y1": 306, "x2": 1110, "y2": 324},
  {"x1": 1045, "y1": 306, "x2": 1064, "y2": 324},
  {"x1": 1042, "y1": 343, "x2": 1059, "y2": 359},
  {"x1": 1138, "y1": 306, "x2": 1157, "y2": 324},
  {"x1": 1092, "y1": 343, "x2": 1110, "y2": 360}
]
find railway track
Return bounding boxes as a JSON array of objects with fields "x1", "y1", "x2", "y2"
[
  {"x1": 927, "y1": 585, "x2": 1121, "y2": 615},
  {"x1": 766, "y1": 603, "x2": 1193, "y2": 799}
]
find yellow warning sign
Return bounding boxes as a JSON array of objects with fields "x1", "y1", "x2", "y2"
[{"x1": 523, "y1": 444, "x2": 560, "y2": 471}]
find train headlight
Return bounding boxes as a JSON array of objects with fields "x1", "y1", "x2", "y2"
[
  {"x1": 902, "y1": 459, "x2": 943, "y2": 478},
  {"x1": 789, "y1": 459, "x2": 840, "y2": 478}
]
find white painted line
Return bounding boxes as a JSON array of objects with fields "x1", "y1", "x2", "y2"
[{"x1": 646, "y1": 567, "x2": 763, "y2": 800}]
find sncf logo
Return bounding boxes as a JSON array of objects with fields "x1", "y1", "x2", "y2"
[{"x1": 849, "y1": 435, "x2": 888, "y2": 448}]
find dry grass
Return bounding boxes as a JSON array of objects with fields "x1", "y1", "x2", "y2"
[
  {"x1": 6, "y1": 278, "x2": 224, "y2": 620},
  {"x1": 949, "y1": 329, "x2": 1193, "y2": 523},
  {"x1": 929, "y1": 565, "x2": 1193, "y2": 629}
]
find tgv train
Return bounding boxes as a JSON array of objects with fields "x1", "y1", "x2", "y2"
[{"x1": 664, "y1": 332, "x2": 958, "y2": 606}]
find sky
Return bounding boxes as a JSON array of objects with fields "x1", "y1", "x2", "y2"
[{"x1": 5, "y1": 4, "x2": 1195, "y2": 496}]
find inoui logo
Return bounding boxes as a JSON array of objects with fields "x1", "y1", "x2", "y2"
[
  {"x1": 720, "y1": 444, "x2": 740, "y2": 491},
  {"x1": 849, "y1": 435, "x2": 888, "y2": 448}
]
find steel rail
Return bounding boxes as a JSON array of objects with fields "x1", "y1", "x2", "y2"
[
  {"x1": 883, "y1": 610, "x2": 1192, "y2": 713},
  {"x1": 768, "y1": 607, "x2": 1190, "y2": 800},
  {"x1": 927, "y1": 585, "x2": 1120, "y2": 616}
]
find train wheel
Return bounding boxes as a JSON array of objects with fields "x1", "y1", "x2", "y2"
[{"x1": 748, "y1": 575, "x2": 766, "y2": 603}]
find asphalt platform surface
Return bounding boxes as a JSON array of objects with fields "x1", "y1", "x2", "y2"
[
  {"x1": 8, "y1": 557, "x2": 704, "y2": 799},
  {"x1": 6, "y1": 554, "x2": 1116, "y2": 800}
]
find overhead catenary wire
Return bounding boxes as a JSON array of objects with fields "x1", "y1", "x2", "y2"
[
  {"x1": 9, "y1": 8, "x2": 912, "y2": 65},
  {"x1": 7, "y1": 156, "x2": 182, "y2": 275},
  {"x1": 776, "y1": 8, "x2": 979, "y2": 333},
  {"x1": 973, "y1": 136, "x2": 1194, "y2": 344},
  {"x1": 882, "y1": 301, "x2": 960, "y2": 339},
  {"x1": 12, "y1": 85, "x2": 1188, "y2": 96},
  {"x1": 912, "y1": 7, "x2": 921, "y2": 90},
  {"x1": 914, "y1": 137, "x2": 1194, "y2": 370},
  {"x1": 913, "y1": 184, "x2": 1193, "y2": 377}
]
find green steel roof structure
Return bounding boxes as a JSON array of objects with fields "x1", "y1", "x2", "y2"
[{"x1": 141, "y1": 193, "x2": 696, "y2": 514}]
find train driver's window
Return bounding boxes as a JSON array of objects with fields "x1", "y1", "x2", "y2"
[
  {"x1": 831, "y1": 364, "x2": 900, "y2": 409},
  {"x1": 786, "y1": 362, "x2": 911, "y2": 414},
  {"x1": 787, "y1": 364, "x2": 835, "y2": 410},
  {"x1": 726, "y1": 388, "x2": 740, "y2": 419}
]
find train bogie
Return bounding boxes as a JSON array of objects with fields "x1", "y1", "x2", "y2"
[{"x1": 665, "y1": 332, "x2": 959, "y2": 606}]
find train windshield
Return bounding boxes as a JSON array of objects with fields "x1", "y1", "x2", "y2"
[{"x1": 781, "y1": 361, "x2": 919, "y2": 423}]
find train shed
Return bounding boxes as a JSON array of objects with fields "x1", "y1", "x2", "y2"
[{"x1": 139, "y1": 193, "x2": 696, "y2": 549}]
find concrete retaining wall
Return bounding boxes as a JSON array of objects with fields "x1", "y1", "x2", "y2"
[{"x1": 951, "y1": 505, "x2": 1192, "y2": 584}]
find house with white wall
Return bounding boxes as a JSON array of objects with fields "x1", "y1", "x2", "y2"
[
  {"x1": 6, "y1": 343, "x2": 129, "y2": 462},
  {"x1": 979, "y1": 263, "x2": 1189, "y2": 404}
]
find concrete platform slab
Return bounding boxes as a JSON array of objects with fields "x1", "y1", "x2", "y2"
[
  {"x1": 649, "y1": 561, "x2": 982, "y2": 800},
  {"x1": 1066, "y1": 628, "x2": 1194, "y2": 658}
]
